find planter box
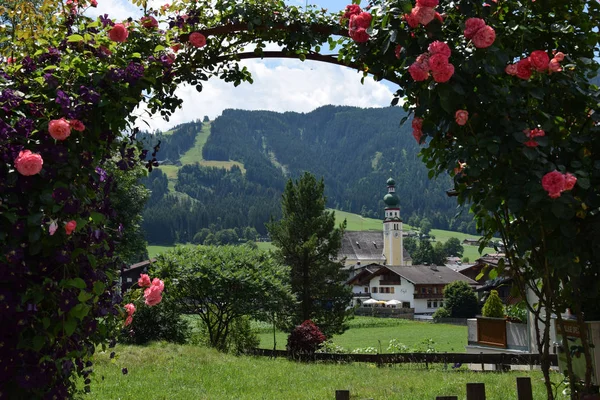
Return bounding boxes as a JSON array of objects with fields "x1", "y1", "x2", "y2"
[{"x1": 477, "y1": 317, "x2": 507, "y2": 348}]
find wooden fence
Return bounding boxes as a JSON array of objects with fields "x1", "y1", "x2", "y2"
[
  {"x1": 249, "y1": 348, "x2": 558, "y2": 368},
  {"x1": 334, "y1": 376, "x2": 536, "y2": 400}
]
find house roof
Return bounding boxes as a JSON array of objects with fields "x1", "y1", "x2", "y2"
[
  {"x1": 339, "y1": 231, "x2": 412, "y2": 263},
  {"x1": 346, "y1": 263, "x2": 383, "y2": 285},
  {"x1": 125, "y1": 258, "x2": 156, "y2": 271},
  {"x1": 373, "y1": 265, "x2": 478, "y2": 285}
]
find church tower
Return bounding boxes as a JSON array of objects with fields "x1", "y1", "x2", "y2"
[{"x1": 382, "y1": 178, "x2": 403, "y2": 265}]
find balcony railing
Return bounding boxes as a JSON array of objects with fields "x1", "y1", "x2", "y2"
[
  {"x1": 413, "y1": 293, "x2": 443, "y2": 299},
  {"x1": 379, "y1": 280, "x2": 401, "y2": 285}
]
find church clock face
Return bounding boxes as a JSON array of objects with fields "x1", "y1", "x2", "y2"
[{"x1": 393, "y1": 231, "x2": 400, "y2": 238}]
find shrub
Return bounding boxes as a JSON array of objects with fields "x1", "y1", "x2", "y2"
[
  {"x1": 316, "y1": 340, "x2": 347, "y2": 354},
  {"x1": 228, "y1": 316, "x2": 260, "y2": 354},
  {"x1": 120, "y1": 296, "x2": 190, "y2": 345},
  {"x1": 506, "y1": 302, "x2": 527, "y2": 323},
  {"x1": 482, "y1": 290, "x2": 505, "y2": 318},
  {"x1": 432, "y1": 307, "x2": 451, "y2": 322},
  {"x1": 443, "y1": 281, "x2": 479, "y2": 318},
  {"x1": 387, "y1": 339, "x2": 410, "y2": 353},
  {"x1": 286, "y1": 320, "x2": 326, "y2": 355}
]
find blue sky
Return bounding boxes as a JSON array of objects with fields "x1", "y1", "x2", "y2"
[{"x1": 89, "y1": 1, "x2": 394, "y2": 131}]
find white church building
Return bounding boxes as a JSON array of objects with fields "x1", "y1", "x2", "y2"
[{"x1": 340, "y1": 178, "x2": 477, "y2": 315}]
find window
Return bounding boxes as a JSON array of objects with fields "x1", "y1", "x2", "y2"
[
  {"x1": 433, "y1": 287, "x2": 438, "y2": 294},
  {"x1": 402, "y1": 302, "x2": 410, "y2": 308},
  {"x1": 126, "y1": 278, "x2": 132, "y2": 283},
  {"x1": 427, "y1": 300, "x2": 432, "y2": 308},
  {"x1": 390, "y1": 287, "x2": 395, "y2": 294},
  {"x1": 364, "y1": 287, "x2": 369, "y2": 293},
  {"x1": 440, "y1": 301, "x2": 444, "y2": 308},
  {"x1": 421, "y1": 288, "x2": 426, "y2": 294},
  {"x1": 433, "y1": 301, "x2": 438, "y2": 308},
  {"x1": 372, "y1": 287, "x2": 378, "y2": 293}
]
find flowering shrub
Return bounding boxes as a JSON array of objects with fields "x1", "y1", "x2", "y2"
[{"x1": 286, "y1": 320, "x2": 326, "y2": 355}]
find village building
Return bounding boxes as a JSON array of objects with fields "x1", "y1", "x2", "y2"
[{"x1": 341, "y1": 178, "x2": 477, "y2": 315}]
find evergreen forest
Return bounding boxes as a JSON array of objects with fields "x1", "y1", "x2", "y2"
[{"x1": 139, "y1": 106, "x2": 476, "y2": 245}]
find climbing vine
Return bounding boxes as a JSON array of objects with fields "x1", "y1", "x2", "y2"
[{"x1": 0, "y1": 0, "x2": 598, "y2": 398}]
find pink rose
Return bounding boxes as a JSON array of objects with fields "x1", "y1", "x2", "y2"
[
  {"x1": 14, "y1": 150, "x2": 43, "y2": 176},
  {"x1": 472, "y1": 25, "x2": 495, "y2": 48},
  {"x1": 125, "y1": 315, "x2": 133, "y2": 326},
  {"x1": 428, "y1": 53, "x2": 450, "y2": 73},
  {"x1": 90, "y1": 0, "x2": 97, "y2": 6},
  {"x1": 64, "y1": 220, "x2": 77, "y2": 235},
  {"x1": 151, "y1": 278, "x2": 165, "y2": 293},
  {"x1": 341, "y1": 4, "x2": 362, "y2": 21},
  {"x1": 529, "y1": 50, "x2": 550, "y2": 72},
  {"x1": 404, "y1": 12, "x2": 419, "y2": 28},
  {"x1": 528, "y1": 128, "x2": 545, "y2": 138},
  {"x1": 350, "y1": 27, "x2": 370, "y2": 43},
  {"x1": 349, "y1": 12, "x2": 372, "y2": 30},
  {"x1": 432, "y1": 63, "x2": 454, "y2": 83},
  {"x1": 141, "y1": 16, "x2": 158, "y2": 29},
  {"x1": 455, "y1": 110, "x2": 469, "y2": 126},
  {"x1": 428, "y1": 41, "x2": 451, "y2": 57},
  {"x1": 409, "y1": 61, "x2": 429, "y2": 81},
  {"x1": 49, "y1": 220, "x2": 58, "y2": 236},
  {"x1": 189, "y1": 32, "x2": 207, "y2": 48},
  {"x1": 171, "y1": 43, "x2": 181, "y2": 53},
  {"x1": 548, "y1": 59, "x2": 562, "y2": 73},
  {"x1": 144, "y1": 285, "x2": 163, "y2": 306},
  {"x1": 69, "y1": 119, "x2": 85, "y2": 132},
  {"x1": 505, "y1": 64, "x2": 517, "y2": 75},
  {"x1": 564, "y1": 173, "x2": 577, "y2": 191},
  {"x1": 416, "y1": 0, "x2": 439, "y2": 7},
  {"x1": 48, "y1": 118, "x2": 71, "y2": 141},
  {"x1": 108, "y1": 23, "x2": 129, "y2": 43},
  {"x1": 464, "y1": 18, "x2": 486, "y2": 39},
  {"x1": 124, "y1": 303, "x2": 136, "y2": 316},
  {"x1": 395, "y1": 45, "x2": 402, "y2": 59},
  {"x1": 412, "y1": 128, "x2": 423, "y2": 144},
  {"x1": 524, "y1": 139, "x2": 539, "y2": 147},
  {"x1": 542, "y1": 171, "x2": 566, "y2": 199},
  {"x1": 412, "y1": 6, "x2": 435, "y2": 26},
  {"x1": 416, "y1": 53, "x2": 430, "y2": 69},
  {"x1": 138, "y1": 273, "x2": 151, "y2": 287},
  {"x1": 412, "y1": 117, "x2": 423, "y2": 132},
  {"x1": 434, "y1": 12, "x2": 444, "y2": 23},
  {"x1": 553, "y1": 51, "x2": 565, "y2": 62},
  {"x1": 516, "y1": 58, "x2": 533, "y2": 80}
]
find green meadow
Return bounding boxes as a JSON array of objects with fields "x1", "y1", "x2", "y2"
[{"x1": 88, "y1": 342, "x2": 565, "y2": 400}]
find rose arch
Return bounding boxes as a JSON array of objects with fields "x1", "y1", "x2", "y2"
[{"x1": 0, "y1": 0, "x2": 599, "y2": 398}]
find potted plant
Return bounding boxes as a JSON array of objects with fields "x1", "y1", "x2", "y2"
[{"x1": 477, "y1": 290, "x2": 507, "y2": 347}]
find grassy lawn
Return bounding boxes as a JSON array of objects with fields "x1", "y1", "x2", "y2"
[
  {"x1": 147, "y1": 243, "x2": 196, "y2": 258},
  {"x1": 258, "y1": 317, "x2": 466, "y2": 353},
  {"x1": 88, "y1": 342, "x2": 565, "y2": 400}
]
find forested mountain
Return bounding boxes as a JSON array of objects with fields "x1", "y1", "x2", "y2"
[{"x1": 139, "y1": 106, "x2": 475, "y2": 245}]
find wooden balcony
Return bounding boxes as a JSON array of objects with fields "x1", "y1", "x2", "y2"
[
  {"x1": 379, "y1": 280, "x2": 401, "y2": 285},
  {"x1": 413, "y1": 293, "x2": 443, "y2": 299}
]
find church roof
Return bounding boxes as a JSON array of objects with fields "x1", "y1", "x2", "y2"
[{"x1": 339, "y1": 231, "x2": 412, "y2": 263}]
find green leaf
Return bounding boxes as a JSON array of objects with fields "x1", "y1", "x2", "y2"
[
  {"x1": 32, "y1": 335, "x2": 45, "y2": 351},
  {"x1": 78, "y1": 290, "x2": 94, "y2": 302},
  {"x1": 70, "y1": 304, "x2": 91, "y2": 320},
  {"x1": 67, "y1": 34, "x2": 84, "y2": 42},
  {"x1": 90, "y1": 212, "x2": 105, "y2": 224},
  {"x1": 577, "y1": 177, "x2": 590, "y2": 189},
  {"x1": 66, "y1": 278, "x2": 86, "y2": 289},
  {"x1": 154, "y1": 45, "x2": 165, "y2": 52},
  {"x1": 93, "y1": 281, "x2": 106, "y2": 296},
  {"x1": 488, "y1": 268, "x2": 498, "y2": 279},
  {"x1": 64, "y1": 318, "x2": 77, "y2": 336}
]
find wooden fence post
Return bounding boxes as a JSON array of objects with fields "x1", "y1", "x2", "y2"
[
  {"x1": 516, "y1": 377, "x2": 533, "y2": 400},
  {"x1": 466, "y1": 383, "x2": 486, "y2": 400},
  {"x1": 335, "y1": 390, "x2": 350, "y2": 400}
]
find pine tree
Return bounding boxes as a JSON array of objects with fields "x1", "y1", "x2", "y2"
[{"x1": 267, "y1": 172, "x2": 351, "y2": 337}]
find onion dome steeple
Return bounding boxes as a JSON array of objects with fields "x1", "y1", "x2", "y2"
[{"x1": 383, "y1": 177, "x2": 400, "y2": 208}]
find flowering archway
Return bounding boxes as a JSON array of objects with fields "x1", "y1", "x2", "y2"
[{"x1": 1, "y1": 0, "x2": 599, "y2": 398}]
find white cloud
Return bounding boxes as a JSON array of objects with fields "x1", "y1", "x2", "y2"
[
  {"x1": 134, "y1": 59, "x2": 397, "y2": 132},
  {"x1": 86, "y1": 0, "x2": 140, "y2": 21}
]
